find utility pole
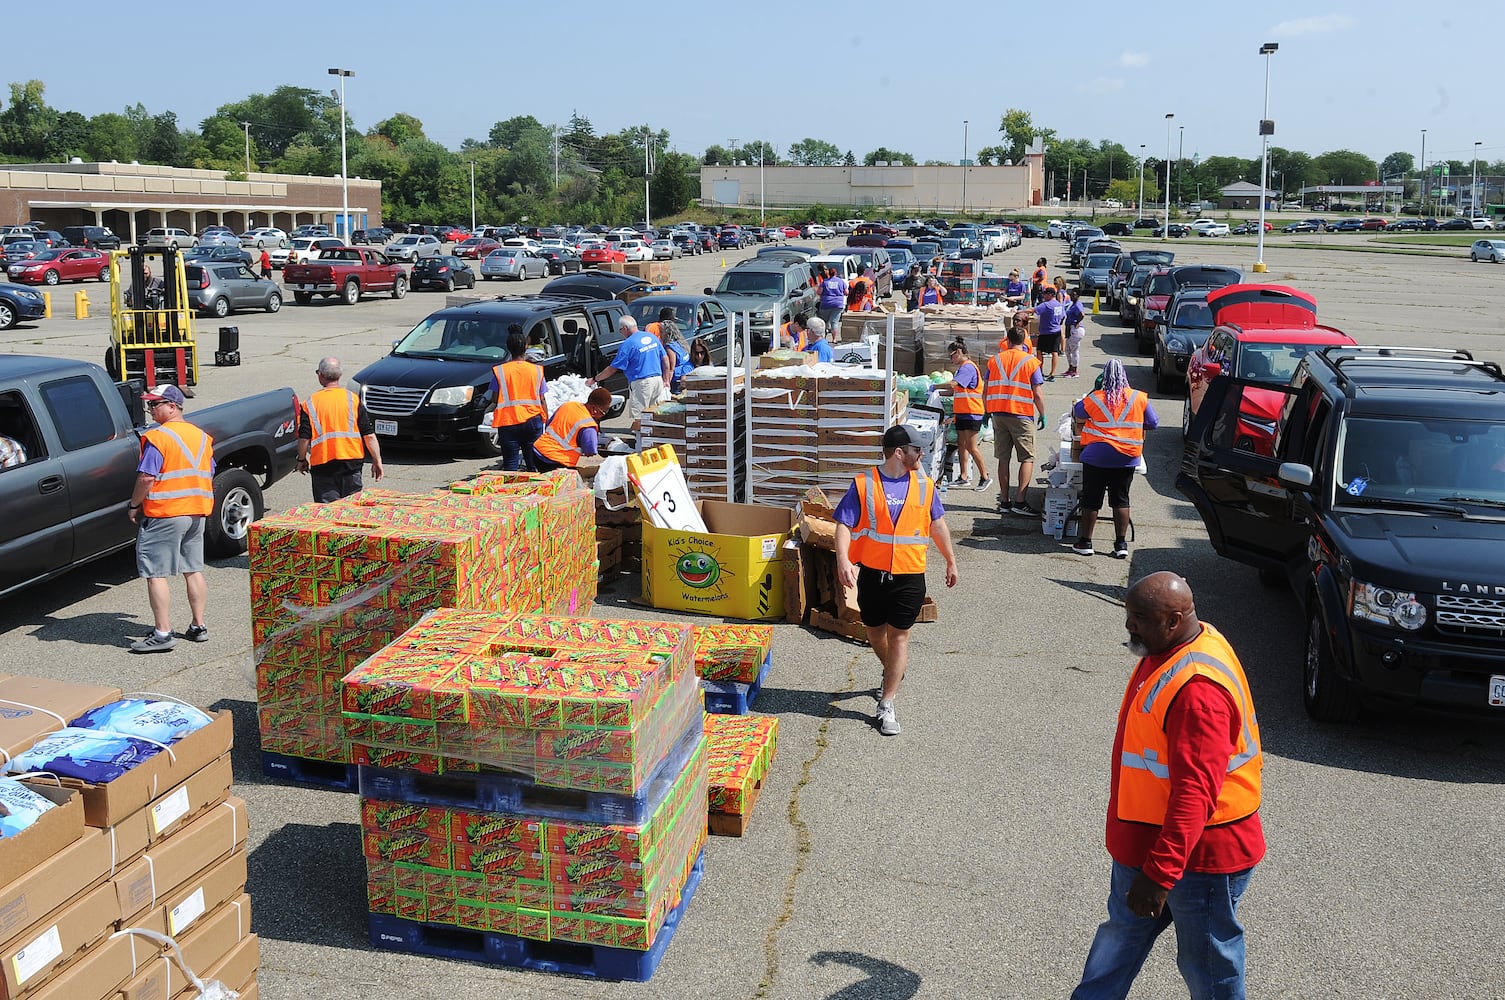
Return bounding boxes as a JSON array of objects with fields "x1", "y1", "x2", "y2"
[
  {"x1": 1420, "y1": 129, "x2": 1427, "y2": 213},
  {"x1": 468, "y1": 160, "x2": 476, "y2": 232},
  {"x1": 328, "y1": 68, "x2": 353, "y2": 239},
  {"x1": 241, "y1": 121, "x2": 251, "y2": 173},
  {"x1": 1164, "y1": 114, "x2": 1174, "y2": 239},
  {"x1": 1138, "y1": 144, "x2": 1146, "y2": 213},
  {"x1": 643, "y1": 128, "x2": 654, "y2": 228},
  {"x1": 961, "y1": 120, "x2": 969, "y2": 215},
  {"x1": 1177, "y1": 125, "x2": 1185, "y2": 206},
  {"x1": 552, "y1": 124, "x2": 559, "y2": 189}
]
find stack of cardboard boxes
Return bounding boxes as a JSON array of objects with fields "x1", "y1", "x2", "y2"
[
  {"x1": 0, "y1": 677, "x2": 257, "y2": 999},
  {"x1": 703, "y1": 714, "x2": 778, "y2": 837},
  {"x1": 346, "y1": 611, "x2": 708, "y2": 979},
  {"x1": 937, "y1": 259, "x2": 983, "y2": 306},
  {"x1": 681, "y1": 369, "x2": 746, "y2": 502},
  {"x1": 815, "y1": 369, "x2": 908, "y2": 497}
]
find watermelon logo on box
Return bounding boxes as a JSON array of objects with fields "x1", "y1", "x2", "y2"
[{"x1": 675, "y1": 550, "x2": 723, "y2": 590}]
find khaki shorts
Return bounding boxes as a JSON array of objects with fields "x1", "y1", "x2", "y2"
[
  {"x1": 991, "y1": 413, "x2": 1036, "y2": 462},
  {"x1": 628, "y1": 376, "x2": 667, "y2": 420}
]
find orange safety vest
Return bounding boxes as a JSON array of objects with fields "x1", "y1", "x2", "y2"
[
  {"x1": 918, "y1": 285, "x2": 946, "y2": 306},
  {"x1": 532, "y1": 400, "x2": 595, "y2": 468},
  {"x1": 1117, "y1": 623, "x2": 1263, "y2": 827},
  {"x1": 141, "y1": 421, "x2": 214, "y2": 518},
  {"x1": 1080, "y1": 389, "x2": 1149, "y2": 458},
  {"x1": 984, "y1": 349, "x2": 1040, "y2": 416},
  {"x1": 952, "y1": 359, "x2": 985, "y2": 416},
  {"x1": 848, "y1": 277, "x2": 875, "y2": 312},
  {"x1": 781, "y1": 322, "x2": 808, "y2": 351},
  {"x1": 846, "y1": 468, "x2": 935, "y2": 575},
  {"x1": 1032, "y1": 266, "x2": 1048, "y2": 289},
  {"x1": 490, "y1": 360, "x2": 545, "y2": 427},
  {"x1": 305, "y1": 386, "x2": 366, "y2": 465}
]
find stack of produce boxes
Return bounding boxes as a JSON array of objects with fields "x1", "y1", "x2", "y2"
[
  {"x1": 703, "y1": 714, "x2": 779, "y2": 837},
  {"x1": 0, "y1": 677, "x2": 258, "y2": 999},
  {"x1": 691, "y1": 623, "x2": 774, "y2": 714},
  {"x1": 816, "y1": 370, "x2": 907, "y2": 495},
  {"x1": 748, "y1": 370, "x2": 820, "y2": 507},
  {"x1": 681, "y1": 368, "x2": 746, "y2": 501},
  {"x1": 251, "y1": 478, "x2": 597, "y2": 775},
  {"x1": 345, "y1": 611, "x2": 708, "y2": 980},
  {"x1": 638, "y1": 400, "x2": 687, "y2": 455},
  {"x1": 938, "y1": 258, "x2": 982, "y2": 306}
]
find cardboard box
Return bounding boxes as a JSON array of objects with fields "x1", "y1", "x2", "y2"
[
  {"x1": 0, "y1": 784, "x2": 82, "y2": 890},
  {"x1": 23, "y1": 927, "x2": 146, "y2": 1000},
  {"x1": 196, "y1": 933, "x2": 258, "y2": 997},
  {"x1": 0, "y1": 678, "x2": 122, "y2": 765},
  {"x1": 0, "y1": 880, "x2": 118, "y2": 997},
  {"x1": 126, "y1": 850, "x2": 247, "y2": 939},
  {"x1": 63, "y1": 713, "x2": 233, "y2": 830},
  {"x1": 112, "y1": 800, "x2": 248, "y2": 924},
  {"x1": 172, "y1": 894, "x2": 250, "y2": 988},
  {"x1": 0, "y1": 823, "x2": 117, "y2": 947},
  {"x1": 641, "y1": 500, "x2": 793, "y2": 621}
]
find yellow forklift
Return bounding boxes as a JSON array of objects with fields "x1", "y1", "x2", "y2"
[{"x1": 105, "y1": 246, "x2": 199, "y2": 390}]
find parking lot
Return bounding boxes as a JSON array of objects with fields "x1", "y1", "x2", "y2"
[{"x1": 1, "y1": 237, "x2": 1502, "y2": 998}]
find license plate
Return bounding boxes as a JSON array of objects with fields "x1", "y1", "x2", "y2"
[
  {"x1": 374, "y1": 420, "x2": 397, "y2": 437},
  {"x1": 297, "y1": 284, "x2": 313, "y2": 291},
  {"x1": 1490, "y1": 674, "x2": 1505, "y2": 707}
]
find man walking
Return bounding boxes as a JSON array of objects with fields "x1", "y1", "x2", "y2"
[
  {"x1": 984, "y1": 326, "x2": 1047, "y2": 516},
  {"x1": 297, "y1": 357, "x2": 384, "y2": 502},
  {"x1": 259, "y1": 248, "x2": 272, "y2": 279},
  {"x1": 589, "y1": 316, "x2": 670, "y2": 431},
  {"x1": 1071, "y1": 359, "x2": 1158, "y2": 559},
  {"x1": 128, "y1": 385, "x2": 214, "y2": 653},
  {"x1": 1072, "y1": 571, "x2": 1264, "y2": 1000},
  {"x1": 1034, "y1": 285, "x2": 1066, "y2": 380},
  {"x1": 833, "y1": 425, "x2": 959, "y2": 736}
]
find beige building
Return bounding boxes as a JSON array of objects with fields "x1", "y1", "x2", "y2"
[
  {"x1": 0, "y1": 161, "x2": 382, "y2": 242},
  {"x1": 700, "y1": 150, "x2": 1045, "y2": 215}
]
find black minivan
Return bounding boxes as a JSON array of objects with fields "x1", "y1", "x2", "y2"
[{"x1": 60, "y1": 226, "x2": 121, "y2": 250}]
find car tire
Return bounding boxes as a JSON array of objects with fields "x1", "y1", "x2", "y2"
[
  {"x1": 98, "y1": 267, "x2": 110, "y2": 282},
  {"x1": 391, "y1": 276, "x2": 407, "y2": 299},
  {"x1": 341, "y1": 280, "x2": 360, "y2": 305},
  {"x1": 205, "y1": 468, "x2": 264, "y2": 558},
  {"x1": 294, "y1": 292, "x2": 312, "y2": 305},
  {"x1": 444, "y1": 277, "x2": 455, "y2": 292},
  {"x1": 211, "y1": 296, "x2": 230, "y2": 318},
  {"x1": 1304, "y1": 605, "x2": 1360, "y2": 723},
  {"x1": 1471, "y1": 253, "x2": 1478, "y2": 262},
  {"x1": 0, "y1": 300, "x2": 16, "y2": 330},
  {"x1": 473, "y1": 429, "x2": 503, "y2": 458},
  {"x1": 265, "y1": 292, "x2": 282, "y2": 313},
  {"x1": 43, "y1": 270, "x2": 59, "y2": 285},
  {"x1": 1181, "y1": 399, "x2": 1192, "y2": 439},
  {"x1": 103, "y1": 346, "x2": 120, "y2": 378},
  {"x1": 482, "y1": 274, "x2": 492, "y2": 281}
]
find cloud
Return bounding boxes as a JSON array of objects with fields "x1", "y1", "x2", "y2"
[
  {"x1": 1270, "y1": 14, "x2": 1355, "y2": 36},
  {"x1": 1118, "y1": 51, "x2": 1150, "y2": 69},
  {"x1": 1078, "y1": 77, "x2": 1126, "y2": 95}
]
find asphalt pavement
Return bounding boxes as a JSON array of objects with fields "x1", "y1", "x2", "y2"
[{"x1": 1, "y1": 236, "x2": 1502, "y2": 999}]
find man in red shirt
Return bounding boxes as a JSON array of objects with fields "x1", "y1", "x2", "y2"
[{"x1": 1072, "y1": 572, "x2": 1265, "y2": 1000}]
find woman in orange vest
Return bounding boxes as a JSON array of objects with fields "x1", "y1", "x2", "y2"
[
  {"x1": 941, "y1": 339, "x2": 990, "y2": 491},
  {"x1": 489, "y1": 326, "x2": 549, "y2": 471},
  {"x1": 780, "y1": 313, "x2": 810, "y2": 351},
  {"x1": 531, "y1": 388, "x2": 613, "y2": 471},
  {"x1": 1030, "y1": 257, "x2": 1049, "y2": 306},
  {"x1": 915, "y1": 275, "x2": 946, "y2": 308},
  {"x1": 832, "y1": 425, "x2": 959, "y2": 737},
  {"x1": 847, "y1": 268, "x2": 876, "y2": 312},
  {"x1": 127, "y1": 384, "x2": 215, "y2": 654},
  {"x1": 1070, "y1": 359, "x2": 1160, "y2": 558}
]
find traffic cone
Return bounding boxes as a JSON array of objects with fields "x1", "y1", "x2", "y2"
[
  {"x1": 1093, "y1": 290, "x2": 1101, "y2": 314},
  {"x1": 720, "y1": 256, "x2": 727, "y2": 268}
]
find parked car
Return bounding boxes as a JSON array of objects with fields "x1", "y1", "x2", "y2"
[
  {"x1": 1077, "y1": 252, "x2": 1119, "y2": 296},
  {"x1": 705, "y1": 257, "x2": 817, "y2": 353},
  {"x1": 625, "y1": 294, "x2": 732, "y2": 366},
  {"x1": 271, "y1": 236, "x2": 345, "y2": 269},
  {"x1": 1136, "y1": 264, "x2": 1243, "y2": 352},
  {"x1": 822, "y1": 247, "x2": 894, "y2": 298},
  {"x1": 283, "y1": 247, "x2": 407, "y2": 305},
  {"x1": 1327, "y1": 219, "x2": 1364, "y2": 233},
  {"x1": 1359, "y1": 218, "x2": 1388, "y2": 231},
  {"x1": 801, "y1": 223, "x2": 834, "y2": 239},
  {"x1": 1190, "y1": 220, "x2": 1231, "y2": 237},
  {"x1": 1152, "y1": 223, "x2": 1193, "y2": 238},
  {"x1": 1131, "y1": 217, "x2": 1160, "y2": 230},
  {"x1": 1101, "y1": 222, "x2": 1134, "y2": 236},
  {"x1": 184, "y1": 262, "x2": 283, "y2": 317},
  {"x1": 650, "y1": 239, "x2": 679, "y2": 260},
  {"x1": 383, "y1": 234, "x2": 443, "y2": 262},
  {"x1": 1153, "y1": 289, "x2": 1214, "y2": 393},
  {"x1": 1470, "y1": 217, "x2": 1496, "y2": 230},
  {"x1": 0, "y1": 284, "x2": 47, "y2": 329},
  {"x1": 141, "y1": 228, "x2": 197, "y2": 250},
  {"x1": 480, "y1": 247, "x2": 548, "y2": 281},
  {"x1": 6, "y1": 247, "x2": 111, "y2": 285},
  {"x1": 1386, "y1": 219, "x2": 1423, "y2": 232},
  {"x1": 59, "y1": 225, "x2": 121, "y2": 250},
  {"x1": 539, "y1": 249, "x2": 583, "y2": 275},
  {"x1": 888, "y1": 249, "x2": 917, "y2": 292},
  {"x1": 351, "y1": 227, "x2": 394, "y2": 246},
  {"x1": 453, "y1": 238, "x2": 500, "y2": 260},
  {"x1": 1, "y1": 240, "x2": 45, "y2": 267},
  {"x1": 240, "y1": 227, "x2": 288, "y2": 249},
  {"x1": 1118, "y1": 264, "x2": 1156, "y2": 327},
  {"x1": 579, "y1": 245, "x2": 627, "y2": 267},
  {"x1": 1438, "y1": 218, "x2": 1475, "y2": 231},
  {"x1": 196, "y1": 230, "x2": 241, "y2": 248},
  {"x1": 412, "y1": 255, "x2": 477, "y2": 291},
  {"x1": 290, "y1": 225, "x2": 331, "y2": 238},
  {"x1": 1283, "y1": 220, "x2": 1320, "y2": 234},
  {"x1": 672, "y1": 233, "x2": 702, "y2": 256},
  {"x1": 183, "y1": 245, "x2": 255, "y2": 268},
  {"x1": 618, "y1": 240, "x2": 654, "y2": 262}
]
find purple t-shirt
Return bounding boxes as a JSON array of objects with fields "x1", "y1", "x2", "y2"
[
  {"x1": 1035, "y1": 300, "x2": 1066, "y2": 335},
  {"x1": 1005, "y1": 279, "x2": 1027, "y2": 298},
  {"x1": 138, "y1": 442, "x2": 215, "y2": 477},
  {"x1": 834, "y1": 471, "x2": 946, "y2": 529},
  {"x1": 1064, "y1": 301, "x2": 1086, "y2": 328},
  {"x1": 577, "y1": 426, "x2": 600, "y2": 456},
  {"x1": 818, "y1": 277, "x2": 849, "y2": 309},
  {"x1": 1073, "y1": 394, "x2": 1161, "y2": 468},
  {"x1": 953, "y1": 360, "x2": 981, "y2": 391}
]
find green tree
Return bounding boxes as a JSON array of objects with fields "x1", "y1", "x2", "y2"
[
  {"x1": 650, "y1": 151, "x2": 698, "y2": 215},
  {"x1": 372, "y1": 113, "x2": 426, "y2": 146},
  {"x1": 998, "y1": 108, "x2": 1053, "y2": 162},
  {"x1": 84, "y1": 113, "x2": 138, "y2": 162},
  {"x1": 45, "y1": 111, "x2": 89, "y2": 161},
  {"x1": 702, "y1": 144, "x2": 732, "y2": 165},
  {"x1": 787, "y1": 138, "x2": 841, "y2": 166},
  {"x1": 842, "y1": 150, "x2": 856, "y2": 167},
  {"x1": 142, "y1": 111, "x2": 188, "y2": 166},
  {"x1": 0, "y1": 80, "x2": 56, "y2": 160},
  {"x1": 1380, "y1": 151, "x2": 1414, "y2": 180},
  {"x1": 488, "y1": 115, "x2": 547, "y2": 149},
  {"x1": 1106, "y1": 177, "x2": 1157, "y2": 206},
  {"x1": 209, "y1": 87, "x2": 340, "y2": 163},
  {"x1": 974, "y1": 145, "x2": 1010, "y2": 166},
  {"x1": 1313, "y1": 149, "x2": 1378, "y2": 186},
  {"x1": 1198, "y1": 155, "x2": 1255, "y2": 187},
  {"x1": 863, "y1": 147, "x2": 915, "y2": 166},
  {"x1": 741, "y1": 140, "x2": 778, "y2": 166}
]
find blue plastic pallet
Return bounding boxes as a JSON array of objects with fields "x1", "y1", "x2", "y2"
[
  {"x1": 368, "y1": 851, "x2": 704, "y2": 982},
  {"x1": 260, "y1": 751, "x2": 359, "y2": 791},
  {"x1": 357, "y1": 718, "x2": 703, "y2": 825},
  {"x1": 701, "y1": 655, "x2": 770, "y2": 715}
]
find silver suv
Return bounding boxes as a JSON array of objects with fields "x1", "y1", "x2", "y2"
[
  {"x1": 383, "y1": 234, "x2": 443, "y2": 262},
  {"x1": 143, "y1": 228, "x2": 197, "y2": 249},
  {"x1": 705, "y1": 259, "x2": 817, "y2": 353}
]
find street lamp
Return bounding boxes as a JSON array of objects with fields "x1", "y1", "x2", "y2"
[
  {"x1": 1473, "y1": 141, "x2": 1482, "y2": 217},
  {"x1": 1177, "y1": 125, "x2": 1185, "y2": 205},
  {"x1": 962, "y1": 120, "x2": 969, "y2": 215},
  {"x1": 759, "y1": 143, "x2": 766, "y2": 226},
  {"x1": 468, "y1": 161, "x2": 476, "y2": 232},
  {"x1": 1420, "y1": 129, "x2": 1428, "y2": 213},
  {"x1": 1138, "y1": 144, "x2": 1146, "y2": 213},
  {"x1": 1164, "y1": 114, "x2": 1174, "y2": 239},
  {"x1": 328, "y1": 68, "x2": 353, "y2": 238},
  {"x1": 1255, "y1": 41, "x2": 1278, "y2": 273}
]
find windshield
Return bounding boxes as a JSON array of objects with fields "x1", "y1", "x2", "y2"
[
  {"x1": 1235, "y1": 342, "x2": 1321, "y2": 382},
  {"x1": 1172, "y1": 301, "x2": 1214, "y2": 328},
  {"x1": 1085, "y1": 254, "x2": 1117, "y2": 269},
  {"x1": 396, "y1": 236, "x2": 420, "y2": 245},
  {"x1": 717, "y1": 272, "x2": 781, "y2": 296},
  {"x1": 1146, "y1": 274, "x2": 1175, "y2": 297},
  {"x1": 1338, "y1": 417, "x2": 1505, "y2": 504},
  {"x1": 939, "y1": 239, "x2": 962, "y2": 253},
  {"x1": 629, "y1": 301, "x2": 693, "y2": 327},
  {"x1": 914, "y1": 242, "x2": 940, "y2": 257},
  {"x1": 889, "y1": 250, "x2": 913, "y2": 266},
  {"x1": 1133, "y1": 251, "x2": 1175, "y2": 265},
  {"x1": 393, "y1": 315, "x2": 511, "y2": 360}
]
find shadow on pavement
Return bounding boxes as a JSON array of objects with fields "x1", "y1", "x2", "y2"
[
  {"x1": 248, "y1": 821, "x2": 366, "y2": 947},
  {"x1": 27, "y1": 610, "x2": 144, "y2": 648},
  {"x1": 811, "y1": 950, "x2": 922, "y2": 1000},
  {"x1": 757, "y1": 685, "x2": 872, "y2": 726},
  {"x1": 0, "y1": 550, "x2": 137, "y2": 637}
]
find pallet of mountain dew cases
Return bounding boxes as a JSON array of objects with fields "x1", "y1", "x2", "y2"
[{"x1": 703, "y1": 713, "x2": 778, "y2": 837}]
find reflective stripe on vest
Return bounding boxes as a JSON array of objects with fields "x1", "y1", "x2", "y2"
[
  {"x1": 953, "y1": 360, "x2": 984, "y2": 416},
  {"x1": 533, "y1": 401, "x2": 592, "y2": 467},
  {"x1": 846, "y1": 468, "x2": 933, "y2": 575},
  {"x1": 142, "y1": 422, "x2": 214, "y2": 518},
  {"x1": 1080, "y1": 389, "x2": 1148, "y2": 457},
  {"x1": 490, "y1": 360, "x2": 545, "y2": 427},
  {"x1": 984, "y1": 350, "x2": 1038, "y2": 416},
  {"x1": 306, "y1": 386, "x2": 365, "y2": 465},
  {"x1": 1116, "y1": 624, "x2": 1263, "y2": 827}
]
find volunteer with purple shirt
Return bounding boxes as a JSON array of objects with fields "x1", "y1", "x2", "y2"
[
  {"x1": 817, "y1": 265, "x2": 849, "y2": 332},
  {"x1": 1034, "y1": 285, "x2": 1067, "y2": 380}
]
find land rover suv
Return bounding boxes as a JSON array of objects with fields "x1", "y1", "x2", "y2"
[
  {"x1": 705, "y1": 258, "x2": 816, "y2": 353},
  {"x1": 1178, "y1": 345, "x2": 1505, "y2": 721}
]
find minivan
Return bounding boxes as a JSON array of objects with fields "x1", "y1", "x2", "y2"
[{"x1": 60, "y1": 226, "x2": 121, "y2": 250}]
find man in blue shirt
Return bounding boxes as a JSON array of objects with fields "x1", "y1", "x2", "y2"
[
  {"x1": 589, "y1": 316, "x2": 672, "y2": 432},
  {"x1": 803, "y1": 317, "x2": 834, "y2": 363}
]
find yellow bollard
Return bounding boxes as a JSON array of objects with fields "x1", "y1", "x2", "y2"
[
  {"x1": 1093, "y1": 289, "x2": 1101, "y2": 314},
  {"x1": 42, "y1": 292, "x2": 52, "y2": 319},
  {"x1": 75, "y1": 289, "x2": 89, "y2": 319}
]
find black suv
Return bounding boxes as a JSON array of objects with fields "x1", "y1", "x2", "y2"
[
  {"x1": 1178, "y1": 346, "x2": 1505, "y2": 721},
  {"x1": 60, "y1": 225, "x2": 120, "y2": 250},
  {"x1": 353, "y1": 295, "x2": 629, "y2": 455}
]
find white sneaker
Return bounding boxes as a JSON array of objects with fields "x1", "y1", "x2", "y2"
[{"x1": 876, "y1": 700, "x2": 901, "y2": 736}]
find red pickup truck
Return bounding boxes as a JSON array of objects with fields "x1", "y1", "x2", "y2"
[{"x1": 283, "y1": 246, "x2": 407, "y2": 305}]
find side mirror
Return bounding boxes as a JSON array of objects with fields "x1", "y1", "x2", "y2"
[
  {"x1": 703, "y1": 287, "x2": 714, "y2": 295},
  {"x1": 1277, "y1": 462, "x2": 1314, "y2": 488}
]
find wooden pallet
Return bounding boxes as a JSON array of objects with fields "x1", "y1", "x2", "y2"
[{"x1": 709, "y1": 776, "x2": 765, "y2": 838}]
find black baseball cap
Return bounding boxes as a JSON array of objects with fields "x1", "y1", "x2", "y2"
[{"x1": 883, "y1": 425, "x2": 914, "y2": 449}]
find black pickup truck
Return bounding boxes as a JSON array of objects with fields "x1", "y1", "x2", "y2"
[
  {"x1": 0, "y1": 355, "x2": 300, "y2": 598},
  {"x1": 1178, "y1": 346, "x2": 1505, "y2": 721}
]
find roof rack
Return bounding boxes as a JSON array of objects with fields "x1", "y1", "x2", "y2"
[{"x1": 1317, "y1": 345, "x2": 1503, "y2": 392}]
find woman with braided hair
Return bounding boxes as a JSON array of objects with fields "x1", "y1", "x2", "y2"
[{"x1": 1071, "y1": 360, "x2": 1159, "y2": 558}]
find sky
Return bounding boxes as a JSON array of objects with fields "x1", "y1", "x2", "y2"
[{"x1": 4, "y1": 1, "x2": 1499, "y2": 171}]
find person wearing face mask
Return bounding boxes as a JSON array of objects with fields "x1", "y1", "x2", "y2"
[{"x1": 1071, "y1": 571, "x2": 1265, "y2": 1000}]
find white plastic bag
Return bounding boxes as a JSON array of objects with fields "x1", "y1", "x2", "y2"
[{"x1": 593, "y1": 455, "x2": 630, "y2": 507}]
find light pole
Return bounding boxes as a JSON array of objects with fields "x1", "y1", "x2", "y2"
[
  {"x1": 1138, "y1": 144, "x2": 1146, "y2": 214},
  {"x1": 1473, "y1": 141, "x2": 1482, "y2": 217},
  {"x1": 759, "y1": 144, "x2": 765, "y2": 226},
  {"x1": 1255, "y1": 41, "x2": 1277, "y2": 273},
  {"x1": 962, "y1": 120, "x2": 969, "y2": 215},
  {"x1": 643, "y1": 127, "x2": 654, "y2": 228},
  {"x1": 1420, "y1": 129, "x2": 1427, "y2": 213},
  {"x1": 1177, "y1": 125, "x2": 1185, "y2": 206},
  {"x1": 468, "y1": 161, "x2": 476, "y2": 232},
  {"x1": 1164, "y1": 114, "x2": 1174, "y2": 239},
  {"x1": 241, "y1": 121, "x2": 251, "y2": 173},
  {"x1": 328, "y1": 68, "x2": 353, "y2": 238}
]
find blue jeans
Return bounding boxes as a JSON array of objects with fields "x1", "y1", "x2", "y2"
[
  {"x1": 1071, "y1": 860, "x2": 1254, "y2": 1000},
  {"x1": 494, "y1": 417, "x2": 543, "y2": 472}
]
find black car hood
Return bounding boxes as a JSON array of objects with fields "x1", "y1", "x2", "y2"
[
  {"x1": 1331, "y1": 510, "x2": 1505, "y2": 590},
  {"x1": 354, "y1": 353, "x2": 492, "y2": 389}
]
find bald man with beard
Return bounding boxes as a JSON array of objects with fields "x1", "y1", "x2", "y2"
[{"x1": 1071, "y1": 572, "x2": 1267, "y2": 1000}]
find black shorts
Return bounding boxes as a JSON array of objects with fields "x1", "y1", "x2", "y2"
[
  {"x1": 954, "y1": 414, "x2": 984, "y2": 432},
  {"x1": 1037, "y1": 333, "x2": 1062, "y2": 354},
  {"x1": 856, "y1": 566, "x2": 927, "y2": 630},
  {"x1": 1081, "y1": 463, "x2": 1135, "y2": 511}
]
